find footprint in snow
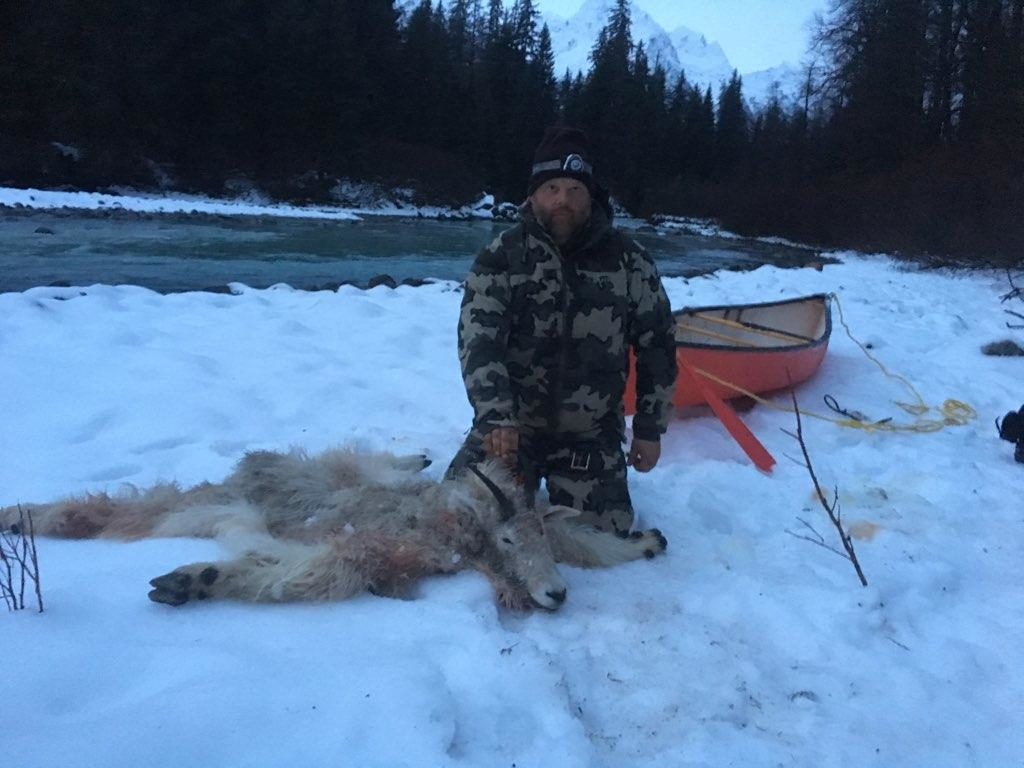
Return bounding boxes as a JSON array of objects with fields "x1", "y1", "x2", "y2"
[
  {"x1": 86, "y1": 464, "x2": 143, "y2": 482},
  {"x1": 130, "y1": 436, "x2": 195, "y2": 455},
  {"x1": 68, "y1": 409, "x2": 119, "y2": 444},
  {"x1": 211, "y1": 439, "x2": 251, "y2": 457}
]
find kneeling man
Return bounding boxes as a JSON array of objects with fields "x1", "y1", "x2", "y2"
[{"x1": 449, "y1": 126, "x2": 677, "y2": 533}]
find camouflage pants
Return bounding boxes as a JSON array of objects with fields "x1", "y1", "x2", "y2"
[{"x1": 446, "y1": 428, "x2": 634, "y2": 534}]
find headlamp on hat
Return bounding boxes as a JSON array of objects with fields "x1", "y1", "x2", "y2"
[
  {"x1": 531, "y1": 153, "x2": 593, "y2": 178},
  {"x1": 527, "y1": 126, "x2": 597, "y2": 195}
]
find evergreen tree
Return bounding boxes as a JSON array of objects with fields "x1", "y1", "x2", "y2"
[
  {"x1": 559, "y1": 70, "x2": 585, "y2": 124},
  {"x1": 923, "y1": 0, "x2": 966, "y2": 143},
  {"x1": 531, "y1": 24, "x2": 559, "y2": 125},
  {"x1": 748, "y1": 90, "x2": 790, "y2": 182},
  {"x1": 448, "y1": 0, "x2": 476, "y2": 68},
  {"x1": 486, "y1": 0, "x2": 503, "y2": 38},
  {"x1": 697, "y1": 87, "x2": 716, "y2": 178},
  {"x1": 577, "y1": 0, "x2": 635, "y2": 197},
  {"x1": 662, "y1": 74, "x2": 691, "y2": 177},
  {"x1": 401, "y1": 1, "x2": 448, "y2": 145},
  {"x1": 510, "y1": 0, "x2": 540, "y2": 57},
  {"x1": 960, "y1": 0, "x2": 1024, "y2": 151},
  {"x1": 715, "y1": 71, "x2": 749, "y2": 177},
  {"x1": 813, "y1": 0, "x2": 930, "y2": 170}
]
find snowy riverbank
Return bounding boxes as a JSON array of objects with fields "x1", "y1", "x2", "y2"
[
  {"x1": 0, "y1": 185, "x2": 731, "y2": 237},
  {"x1": 0, "y1": 185, "x2": 501, "y2": 222},
  {"x1": 4, "y1": 251, "x2": 1022, "y2": 766}
]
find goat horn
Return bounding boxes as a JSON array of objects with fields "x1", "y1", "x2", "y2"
[
  {"x1": 517, "y1": 453, "x2": 539, "y2": 510},
  {"x1": 468, "y1": 464, "x2": 517, "y2": 522}
]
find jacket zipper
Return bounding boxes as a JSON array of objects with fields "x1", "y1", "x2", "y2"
[{"x1": 551, "y1": 252, "x2": 575, "y2": 433}]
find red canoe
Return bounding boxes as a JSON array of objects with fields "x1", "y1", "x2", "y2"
[{"x1": 625, "y1": 293, "x2": 832, "y2": 413}]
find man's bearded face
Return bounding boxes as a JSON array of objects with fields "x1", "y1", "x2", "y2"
[{"x1": 529, "y1": 177, "x2": 593, "y2": 246}]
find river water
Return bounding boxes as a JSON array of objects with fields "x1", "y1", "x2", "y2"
[{"x1": 0, "y1": 210, "x2": 819, "y2": 293}]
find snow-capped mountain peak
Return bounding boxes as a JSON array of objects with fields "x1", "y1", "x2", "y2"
[
  {"x1": 396, "y1": 0, "x2": 798, "y2": 106},
  {"x1": 543, "y1": 1, "x2": 801, "y2": 105},
  {"x1": 664, "y1": 24, "x2": 734, "y2": 90},
  {"x1": 544, "y1": 0, "x2": 684, "y2": 80}
]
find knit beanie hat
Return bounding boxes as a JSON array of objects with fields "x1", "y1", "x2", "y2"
[{"x1": 527, "y1": 126, "x2": 595, "y2": 195}]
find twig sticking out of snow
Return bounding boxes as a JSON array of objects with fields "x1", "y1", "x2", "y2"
[
  {"x1": 782, "y1": 392, "x2": 869, "y2": 587},
  {"x1": 1000, "y1": 270, "x2": 1022, "y2": 303},
  {"x1": 1, "y1": 506, "x2": 44, "y2": 612},
  {"x1": 1002, "y1": 271, "x2": 1024, "y2": 329}
]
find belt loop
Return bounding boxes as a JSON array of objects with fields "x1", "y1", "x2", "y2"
[{"x1": 570, "y1": 450, "x2": 591, "y2": 472}]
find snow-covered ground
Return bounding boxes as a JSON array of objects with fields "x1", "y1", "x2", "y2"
[
  {"x1": 649, "y1": 213, "x2": 816, "y2": 250},
  {"x1": 3, "y1": 250, "x2": 1023, "y2": 767},
  {"x1": 0, "y1": 186, "x2": 497, "y2": 222}
]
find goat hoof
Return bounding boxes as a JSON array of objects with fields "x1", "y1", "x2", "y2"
[
  {"x1": 148, "y1": 587, "x2": 190, "y2": 606},
  {"x1": 651, "y1": 528, "x2": 668, "y2": 551},
  {"x1": 148, "y1": 571, "x2": 196, "y2": 606},
  {"x1": 641, "y1": 528, "x2": 668, "y2": 559},
  {"x1": 546, "y1": 588, "x2": 567, "y2": 606},
  {"x1": 150, "y1": 571, "x2": 191, "y2": 590}
]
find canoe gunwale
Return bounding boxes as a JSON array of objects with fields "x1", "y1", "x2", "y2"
[{"x1": 674, "y1": 293, "x2": 833, "y2": 353}]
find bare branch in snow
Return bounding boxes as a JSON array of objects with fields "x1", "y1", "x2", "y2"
[
  {"x1": 1, "y1": 506, "x2": 44, "y2": 612},
  {"x1": 784, "y1": 391, "x2": 869, "y2": 587},
  {"x1": 999, "y1": 270, "x2": 1022, "y2": 303}
]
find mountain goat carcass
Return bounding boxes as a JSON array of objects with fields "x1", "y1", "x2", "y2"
[{"x1": 2, "y1": 447, "x2": 667, "y2": 610}]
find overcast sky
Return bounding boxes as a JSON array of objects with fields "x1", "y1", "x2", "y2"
[{"x1": 536, "y1": 0, "x2": 829, "y2": 72}]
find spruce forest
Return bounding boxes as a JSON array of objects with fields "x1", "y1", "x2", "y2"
[{"x1": 1, "y1": 0, "x2": 1021, "y2": 260}]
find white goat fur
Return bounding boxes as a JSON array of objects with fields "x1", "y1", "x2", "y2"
[{"x1": 2, "y1": 447, "x2": 667, "y2": 610}]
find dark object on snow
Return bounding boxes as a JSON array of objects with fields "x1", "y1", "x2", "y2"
[
  {"x1": 996, "y1": 404, "x2": 1024, "y2": 464},
  {"x1": 367, "y1": 274, "x2": 397, "y2": 289},
  {"x1": 492, "y1": 202, "x2": 519, "y2": 220},
  {"x1": 981, "y1": 340, "x2": 1024, "y2": 357},
  {"x1": 997, "y1": 405, "x2": 1023, "y2": 442}
]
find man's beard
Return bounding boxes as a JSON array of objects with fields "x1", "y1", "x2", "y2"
[{"x1": 540, "y1": 207, "x2": 588, "y2": 244}]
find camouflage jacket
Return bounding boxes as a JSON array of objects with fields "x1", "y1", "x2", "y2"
[{"x1": 457, "y1": 200, "x2": 676, "y2": 442}]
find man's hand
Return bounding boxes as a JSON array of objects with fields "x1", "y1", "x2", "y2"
[
  {"x1": 627, "y1": 438, "x2": 661, "y2": 472},
  {"x1": 482, "y1": 427, "x2": 519, "y2": 465}
]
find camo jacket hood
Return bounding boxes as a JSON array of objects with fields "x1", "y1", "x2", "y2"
[{"x1": 457, "y1": 199, "x2": 677, "y2": 442}]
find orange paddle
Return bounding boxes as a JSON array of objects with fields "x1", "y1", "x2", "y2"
[{"x1": 677, "y1": 359, "x2": 776, "y2": 473}]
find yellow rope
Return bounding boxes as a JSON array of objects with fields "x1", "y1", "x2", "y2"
[
  {"x1": 829, "y1": 291, "x2": 927, "y2": 412},
  {"x1": 687, "y1": 292, "x2": 976, "y2": 434}
]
